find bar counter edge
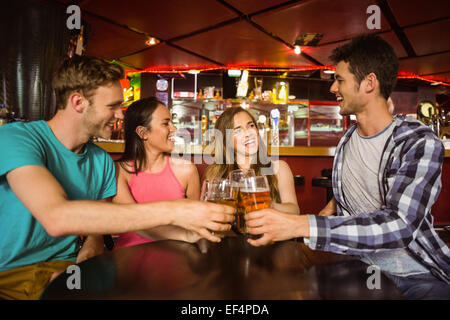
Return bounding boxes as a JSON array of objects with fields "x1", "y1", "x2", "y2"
[{"x1": 94, "y1": 142, "x2": 450, "y2": 158}]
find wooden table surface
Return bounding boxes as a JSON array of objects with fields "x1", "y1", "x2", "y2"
[{"x1": 41, "y1": 236, "x2": 403, "y2": 300}]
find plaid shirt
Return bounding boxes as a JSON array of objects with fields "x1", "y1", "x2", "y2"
[{"x1": 306, "y1": 115, "x2": 450, "y2": 283}]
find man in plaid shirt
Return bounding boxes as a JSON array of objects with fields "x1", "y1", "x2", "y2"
[{"x1": 245, "y1": 34, "x2": 450, "y2": 299}]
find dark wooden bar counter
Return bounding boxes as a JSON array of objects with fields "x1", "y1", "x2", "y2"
[{"x1": 41, "y1": 237, "x2": 402, "y2": 300}]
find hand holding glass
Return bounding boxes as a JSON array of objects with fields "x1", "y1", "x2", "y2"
[
  {"x1": 228, "y1": 169, "x2": 255, "y2": 235},
  {"x1": 200, "y1": 179, "x2": 238, "y2": 238},
  {"x1": 240, "y1": 176, "x2": 271, "y2": 237}
]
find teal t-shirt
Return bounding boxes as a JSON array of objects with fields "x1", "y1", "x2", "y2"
[{"x1": 0, "y1": 121, "x2": 116, "y2": 271}]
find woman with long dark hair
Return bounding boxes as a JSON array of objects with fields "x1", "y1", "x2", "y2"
[
  {"x1": 204, "y1": 107, "x2": 299, "y2": 214},
  {"x1": 112, "y1": 97, "x2": 201, "y2": 248}
]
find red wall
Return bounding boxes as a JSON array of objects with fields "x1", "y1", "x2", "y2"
[
  {"x1": 110, "y1": 153, "x2": 449, "y2": 225},
  {"x1": 283, "y1": 156, "x2": 449, "y2": 224},
  {"x1": 280, "y1": 156, "x2": 333, "y2": 215},
  {"x1": 432, "y1": 157, "x2": 450, "y2": 225}
]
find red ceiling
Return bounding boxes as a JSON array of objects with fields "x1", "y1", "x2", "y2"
[
  {"x1": 399, "y1": 52, "x2": 450, "y2": 76},
  {"x1": 225, "y1": 0, "x2": 292, "y2": 14},
  {"x1": 387, "y1": 0, "x2": 450, "y2": 27},
  {"x1": 81, "y1": 13, "x2": 148, "y2": 60},
  {"x1": 81, "y1": 0, "x2": 237, "y2": 40},
  {"x1": 302, "y1": 31, "x2": 408, "y2": 66},
  {"x1": 252, "y1": 0, "x2": 391, "y2": 45},
  {"x1": 51, "y1": 0, "x2": 450, "y2": 84},
  {"x1": 120, "y1": 43, "x2": 217, "y2": 70},
  {"x1": 404, "y1": 19, "x2": 450, "y2": 56},
  {"x1": 173, "y1": 20, "x2": 314, "y2": 68}
]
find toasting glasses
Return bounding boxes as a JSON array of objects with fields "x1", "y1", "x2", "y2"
[
  {"x1": 201, "y1": 178, "x2": 238, "y2": 238},
  {"x1": 228, "y1": 169, "x2": 255, "y2": 235},
  {"x1": 240, "y1": 175, "x2": 271, "y2": 213}
]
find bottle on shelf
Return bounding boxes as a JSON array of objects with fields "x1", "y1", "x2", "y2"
[
  {"x1": 257, "y1": 115, "x2": 267, "y2": 145},
  {"x1": 236, "y1": 71, "x2": 249, "y2": 98},
  {"x1": 270, "y1": 108, "x2": 280, "y2": 147}
]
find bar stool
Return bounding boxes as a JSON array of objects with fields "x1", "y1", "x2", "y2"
[
  {"x1": 294, "y1": 175, "x2": 305, "y2": 187},
  {"x1": 312, "y1": 169, "x2": 333, "y2": 202}
]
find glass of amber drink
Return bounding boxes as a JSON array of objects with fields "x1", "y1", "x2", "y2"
[
  {"x1": 228, "y1": 169, "x2": 255, "y2": 235},
  {"x1": 240, "y1": 176, "x2": 271, "y2": 238},
  {"x1": 228, "y1": 169, "x2": 255, "y2": 183},
  {"x1": 201, "y1": 179, "x2": 238, "y2": 238}
]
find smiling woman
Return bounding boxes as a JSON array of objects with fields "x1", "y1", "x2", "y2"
[
  {"x1": 204, "y1": 107, "x2": 299, "y2": 215},
  {"x1": 112, "y1": 97, "x2": 201, "y2": 248}
]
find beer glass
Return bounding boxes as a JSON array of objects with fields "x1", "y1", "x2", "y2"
[
  {"x1": 200, "y1": 179, "x2": 238, "y2": 238},
  {"x1": 228, "y1": 169, "x2": 255, "y2": 235},
  {"x1": 228, "y1": 169, "x2": 255, "y2": 183},
  {"x1": 240, "y1": 176, "x2": 271, "y2": 212},
  {"x1": 240, "y1": 176, "x2": 271, "y2": 238}
]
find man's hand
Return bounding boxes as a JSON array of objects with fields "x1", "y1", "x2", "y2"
[
  {"x1": 76, "y1": 235, "x2": 105, "y2": 264},
  {"x1": 168, "y1": 199, "x2": 235, "y2": 243},
  {"x1": 245, "y1": 209, "x2": 309, "y2": 246}
]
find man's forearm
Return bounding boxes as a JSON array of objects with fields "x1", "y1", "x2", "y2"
[{"x1": 48, "y1": 200, "x2": 173, "y2": 237}]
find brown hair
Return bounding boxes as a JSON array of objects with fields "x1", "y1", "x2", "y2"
[
  {"x1": 52, "y1": 55, "x2": 124, "y2": 109},
  {"x1": 204, "y1": 107, "x2": 280, "y2": 201}
]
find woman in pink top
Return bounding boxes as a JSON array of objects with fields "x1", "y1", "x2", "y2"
[{"x1": 112, "y1": 97, "x2": 200, "y2": 249}]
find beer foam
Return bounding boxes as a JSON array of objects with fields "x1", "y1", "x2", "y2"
[{"x1": 240, "y1": 188, "x2": 270, "y2": 193}]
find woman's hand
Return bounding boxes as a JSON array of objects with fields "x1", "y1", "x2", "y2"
[
  {"x1": 318, "y1": 198, "x2": 337, "y2": 216},
  {"x1": 76, "y1": 235, "x2": 105, "y2": 264}
]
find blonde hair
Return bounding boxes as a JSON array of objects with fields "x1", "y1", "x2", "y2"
[
  {"x1": 204, "y1": 107, "x2": 280, "y2": 201},
  {"x1": 52, "y1": 55, "x2": 124, "y2": 109}
]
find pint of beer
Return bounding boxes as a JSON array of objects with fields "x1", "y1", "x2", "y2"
[
  {"x1": 228, "y1": 169, "x2": 256, "y2": 235},
  {"x1": 241, "y1": 188, "x2": 271, "y2": 212},
  {"x1": 239, "y1": 176, "x2": 271, "y2": 236}
]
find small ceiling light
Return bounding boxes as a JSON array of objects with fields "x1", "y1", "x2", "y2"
[
  {"x1": 188, "y1": 70, "x2": 200, "y2": 74},
  {"x1": 430, "y1": 82, "x2": 439, "y2": 86},
  {"x1": 323, "y1": 69, "x2": 335, "y2": 74},
  {"x1": 146, "y1": 37, "x2": 159, "y2": 46},
  {"x1": 294, "y1": 45, "x2": 301, "y2": 55}
]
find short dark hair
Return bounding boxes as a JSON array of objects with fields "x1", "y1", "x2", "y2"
[
  {"x1": 329, "y1": 34, "x2": 399, "y2": 99},
  {"x1": 52, "y1": 55, "x2": 124, "y2": 109}
]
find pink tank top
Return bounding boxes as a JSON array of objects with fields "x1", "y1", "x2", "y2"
[{"x1": 114, "y1": 156, "x2": 186, "y2": 249}]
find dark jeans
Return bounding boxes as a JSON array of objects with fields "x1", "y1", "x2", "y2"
[{"x1": 386, "y1": 272, "x2": 450, "y2": 300}]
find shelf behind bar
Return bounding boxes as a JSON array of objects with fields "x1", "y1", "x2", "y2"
[
  {"x1": 95, "y1": 141, "x2": 332, "y2": 157},
  {"x1": 94, "y1": 141, "x2": 450, "y2": 157}
]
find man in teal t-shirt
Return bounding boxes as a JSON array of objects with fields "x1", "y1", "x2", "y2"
[
  {"x1": 0, "y1": 56, "x2": 235, "y2": 300},
  {"x1": 0, "y1": 56, "x2": 125, "y2": 299},
  {"x1": 0, "y1": 120, "x2": 116, "y2": 271}
]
